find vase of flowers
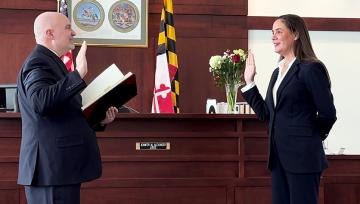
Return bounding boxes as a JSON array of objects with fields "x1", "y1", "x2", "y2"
[{"x1": 209, "y1": 49, "x2": 247, "y2": 113}]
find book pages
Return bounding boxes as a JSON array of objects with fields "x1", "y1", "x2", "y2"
[{"x1": 81, "y1": 63, "x2": 132, "y2": 110}]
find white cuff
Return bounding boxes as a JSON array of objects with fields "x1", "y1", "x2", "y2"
[{"x1": 241, "y1": 82, "x2": 255, "y2": 92}]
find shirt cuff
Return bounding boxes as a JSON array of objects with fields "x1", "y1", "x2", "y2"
[{"x1": 241, "y1": 82, "x2": 255, "y2": 92}]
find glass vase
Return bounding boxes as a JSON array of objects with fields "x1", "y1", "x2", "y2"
[{"x1": 225, "y1": 83, "x2": 240, "y2": 114}]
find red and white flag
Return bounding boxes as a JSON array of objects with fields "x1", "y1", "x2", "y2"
[
  {"x1": 151, "y1": 0, "x2": 179, "y2": 113},
  {"x1": 58, "y1": 0, "x2": 74, "y2": 72},
  {"x1": 151, "y1": 53, "x2": 174, "y2": 113},
  {"x1": 61, "y1": 50, "x2": 74, "y2": 72}
]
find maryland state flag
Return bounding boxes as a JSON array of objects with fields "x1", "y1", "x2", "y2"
[
  {"x1": 151, "y1": 0, "x2": 179, "y2": 113},
  {"x1": 57, "y1": 0, "x2": 74, "y2": 72}
]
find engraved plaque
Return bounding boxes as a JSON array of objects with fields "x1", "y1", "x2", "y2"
[{"x1": 136, "y1": 142, "x2": 170, "y2": 150}]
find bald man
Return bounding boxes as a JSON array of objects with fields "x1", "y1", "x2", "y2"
[{"x1": 17, "y1": 12, "x2": 118, "y2": 204}]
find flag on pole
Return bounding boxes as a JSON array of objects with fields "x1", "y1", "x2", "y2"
[
  {"x1": 58, "y1": 0, "x2": 74, "y2": 72},
  {"x1": 151, "y1": 0, "x2": 179, "y2": 113}
]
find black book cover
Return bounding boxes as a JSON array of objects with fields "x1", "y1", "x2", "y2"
[
  {"x1": 84, "y1": 74, "x2": 137, "y2": 126},
  {"x1": 81, "y1": 64, "x2": 137, "y2": 126}
]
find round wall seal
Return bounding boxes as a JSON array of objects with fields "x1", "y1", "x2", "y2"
[
  {"x1": 108, "y1": 0, "x2": 140, "y2": 33},
  {"x1": 73, "y1": 0, "x2": 105, "y2": 32}
]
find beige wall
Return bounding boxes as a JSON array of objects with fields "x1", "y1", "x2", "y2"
[{"x1": 248, "y1": 0, "x2": 360, "y2": 18}]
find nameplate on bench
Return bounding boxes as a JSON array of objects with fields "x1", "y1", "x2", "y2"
[{"x1": 136, "y1": 142, "x2": 170, "y2": 150}]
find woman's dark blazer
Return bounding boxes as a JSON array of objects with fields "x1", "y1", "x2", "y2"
[
  {"x1": 17, "y1": 45, "x2": 102, "y2": 185},
  {"x1": 242, "y1": 59, "x2": 336, "y2": 173}
]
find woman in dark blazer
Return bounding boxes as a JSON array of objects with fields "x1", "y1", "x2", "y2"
[{"x1": 241, "y1": 14, "x2": 337, "y2": 204}]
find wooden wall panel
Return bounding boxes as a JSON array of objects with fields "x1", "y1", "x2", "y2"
[
  {"x1": 98, "y1": 137, "x2": 239, "y2": 156},
  {"x1": 0, "y1": 117, "x2": 21, "y2": 138},
  {"x1": 324, "y1": 156, "x2": 360, "y2": 176},
  {"x1": 0, "y1": 0, "x2": 55, "y2": 10},
  {"x1": 101, "y1": 115, "x2": 243, "y2": 133},
  {"x1": 235, "y1": 187, "x2": 271, "y2": 204},
  {"x1": 243, "y1": 137, "x2": 267, "y2": 156},
  {"x1": 0, "y1": 189, "x2": 19, "y2": 204},
  {"x1": 324, "y1": 184, "x2": 360, "y2": 204},
  {"x1": 1, "y1": 114, "x2": 360, "y2": 204},
  {"x1": 241, "y1": 120, "x2": 267, "y2": 132},
  {"x1": 0, "y1": 163, "x2": 18, "y2": 180},
  {"x1": 0, "y1": 9, "x2": 38, "y2": 83},
  {"x1": 235, "y1": 183, "x2": 325, "y2": 204},
  {"x1": 81, "y1": 186, "x2": 227, "y2": 204},
  {"x1": 0, "y1": 34, "x2": 34, "y2": 83},
  {"x1": 244, "y1": 161, "x2": 269, "y2": 178},
  {"x1": 101, "y1": 161, "x2": 238, "y2": 178},
  {"x1": 0, "y1": 138, "x2": 21, "y2": 157},
  {"x1": 150, "y1": 0, "x2": 247, "y2": 15},
  {"x1": 0, "y1": 9, "x2": 40, "y2": 34}
]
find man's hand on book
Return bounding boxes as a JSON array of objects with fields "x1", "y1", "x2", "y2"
[
  {"x1": 100, "y1": 106, "x2": 119, "y2": 126},
  {"x1": 76, "y1": 41, "x2": 88, "y2": 78}
]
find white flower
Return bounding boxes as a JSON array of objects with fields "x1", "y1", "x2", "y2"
[
  {"x1": 233, "y1": 49, "x2": 245, "y2": 57},
  {"x1": 209, "y1": 48, "x2": 247, "y2": 87},
  {"x1": 209, "y1": 55, "x2": 222, "y2": 69}
]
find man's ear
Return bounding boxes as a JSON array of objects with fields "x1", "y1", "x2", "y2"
[{"x1": 45, "y1": 29, "x2": 54, "y2": 39}]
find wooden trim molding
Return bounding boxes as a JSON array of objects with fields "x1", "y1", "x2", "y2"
[{"x1": 247, "y1": 16, "x2": 360, "y2": 31}]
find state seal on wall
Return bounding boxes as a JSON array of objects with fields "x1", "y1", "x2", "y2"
[
  {"x1": 73, "y1": 0, "x2": 105, "y2": 32},
  {"x1": 108, "y1": 0, "x2": 140, "y2": 33}
]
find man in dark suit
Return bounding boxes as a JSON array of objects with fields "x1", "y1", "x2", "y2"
[
  {"x1": 17, "y1": 12, "x2": 118, "y2": 204},
  {"x1": 241, "y1": 14, "x2": 337, "y2": 204}
]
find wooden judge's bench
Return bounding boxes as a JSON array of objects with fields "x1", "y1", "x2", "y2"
[{"x1": 0, "y1": 113, "x2": 359, "y2": 204}]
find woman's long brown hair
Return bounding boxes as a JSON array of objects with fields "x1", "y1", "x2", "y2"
[{"x1": 278, "y1": 14, "x2": 331, "y2": 87}]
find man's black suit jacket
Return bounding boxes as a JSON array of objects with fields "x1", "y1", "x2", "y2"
[
  {"x1": 242, "y1": 59, "x2": 336, "y2": 173},
  {"x1": 17, "y1": 45, "x2": 102, "y2": 185}
]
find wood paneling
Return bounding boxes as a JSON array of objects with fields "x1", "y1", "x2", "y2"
[
  {"x1": 0, "y1": 33, "x2": 35, "y2": 83},
  {"x1": 1, "y1": 0, "x2": 360, "y2": 202},
  {"x1": 98, "y1": 137, "x2": 239, "y2": 156},
  {"x1": 1, "y1": 113, "x2": 360, "y2": 204},
  {"x1": 244, "y1": 161, "x2": 269, "y2": 178},
  {"x1": 324, "y1": 156, "x2": 360, "y2": 176},
  {"x1": 244, "y1": 137, "x2": 267, "y2": 156},
  {"x1": 0, "y1": 117, "x2": 21, "y2": 138},
  {"x1": 0, "y1": 0, "x2": 55, "y2": 10},
  {"x1": 235, "y1": 187, "x2": 271, "y2": 204},
  {"x1": 150, "y1": 0, "x2": 247, "y2": 15},
  {"x1": 81, "y1": 186, "x2": 227, "y2": 204},
  {"x1": 0, "y1": 9, "x2": 40, "y2": 34},
  {"x1": 0, "y1": 138, "x2": 21, "y2": 157},
  {"x1": 0, "y1": 163, "x2": 18, "y2": 180},
  {"x1": 101, "y1": 161, "x2": 238, "y2": 178},
  {"x1": 324, "y1": 183, "x2": 360, "y2": 204},
  {"x1": 0, "y1": 189, "x2": 19, "y2": 204},
  {"x1": 248, "y1": 16, "x2": 360, "y2": 31}
]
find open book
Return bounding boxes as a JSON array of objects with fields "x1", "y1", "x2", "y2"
[{"x1": 81, "y1": 63, "x2": 137, "y2": 123}]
